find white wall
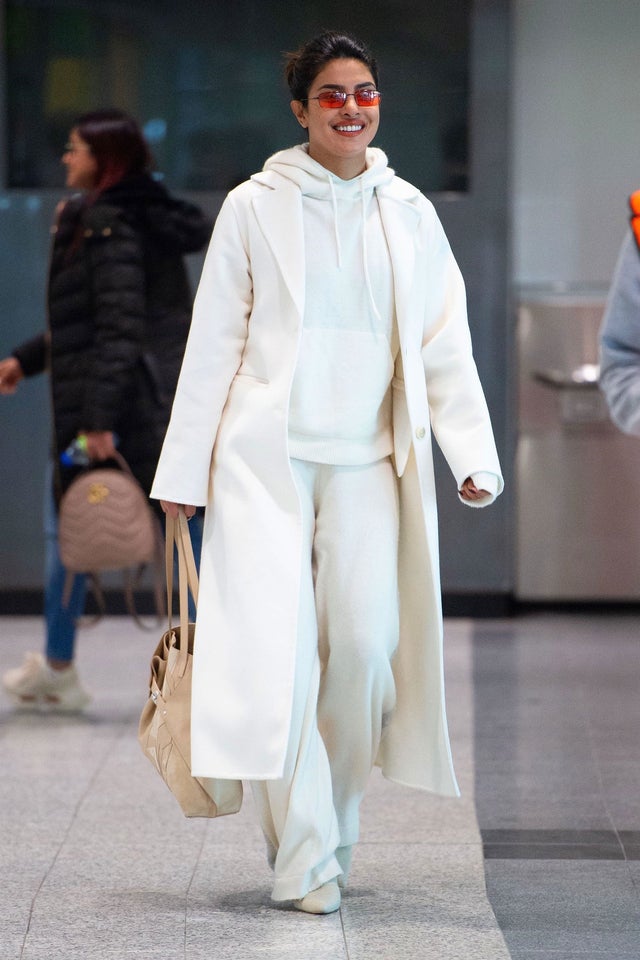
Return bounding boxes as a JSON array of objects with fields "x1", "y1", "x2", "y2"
[{"x1": 513, "y1": 0, "x2": 640, "y2": 290}]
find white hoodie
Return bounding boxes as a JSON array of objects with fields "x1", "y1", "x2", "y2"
[{"x1": 263, "y1": 144, "x2": 399, "y2": 465}]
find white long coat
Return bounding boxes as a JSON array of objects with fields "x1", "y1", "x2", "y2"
[{"x1": 151, "y1": 165, "x2": 503, "y2": 798}]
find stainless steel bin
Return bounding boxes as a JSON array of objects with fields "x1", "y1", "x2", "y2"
[{"x1": 516, "y1": 293, "x2": 640, "y2": 600}]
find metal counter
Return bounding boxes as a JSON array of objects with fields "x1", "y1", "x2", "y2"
[{"x1": 516, "y1": 294, "x2": 640, "y2": 600}]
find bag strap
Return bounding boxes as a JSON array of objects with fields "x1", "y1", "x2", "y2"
[
  {"x1": 114, "y1": 456, "x2": 166, "y2": 630},
  {"x1": 165, "y1": 512, "x2": 199, "y2": 616},
  {"x1": 123, "y1": 516, "x2": 166, "y2": 631},
  {"x1": 165, "y1": 512, "x2": 199, "y2": 676},
  {"x1": 112, "y1": 450, "x2": 134, "y2": 475},
  {"x1": 62, "y1": 570, "x2": 105, "y2": 627}
]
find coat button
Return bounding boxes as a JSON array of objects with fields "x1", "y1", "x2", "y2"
[{"x1": 415, "y1": 426, "x2": 426, "y2": 440}]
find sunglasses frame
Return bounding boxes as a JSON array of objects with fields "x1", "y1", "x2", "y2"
[{"x1": 304, "y1": 89, "x2": 381, "y2": 109}]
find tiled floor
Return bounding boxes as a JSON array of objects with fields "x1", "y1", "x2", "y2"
[
  {"x1": 0, "y1": 616, "x2": 508, "y2": 960},
  {"x1": 474, "y1": 615, "x2": 640, "y2": 959},
  {"x1": 1, "y1": 612, "x2": 639, "y2": 958}
]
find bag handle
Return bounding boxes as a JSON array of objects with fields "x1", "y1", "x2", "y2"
[
  {"x1": 165, "y1": 512, "x2": 199, "y2": 675},
  {"x1": 112, "y1": 452, "x2": 168, "y2": 632}
]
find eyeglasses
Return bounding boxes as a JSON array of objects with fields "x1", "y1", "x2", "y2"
[
  {"x1": 304, "y1": 89, "x2": 381, "y2": 109},
  {"x1": 63, "y1": 143, "x2": 91, "y2": 154}
]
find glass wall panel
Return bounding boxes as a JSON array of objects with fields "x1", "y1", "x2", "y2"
[{"x1": 5, "y1": 0, "x2": 469, "y2": 192}]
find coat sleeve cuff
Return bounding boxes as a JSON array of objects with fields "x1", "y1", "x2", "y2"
[{"x1": 458, "y1": 471, "x2": 502, "y2": 508}]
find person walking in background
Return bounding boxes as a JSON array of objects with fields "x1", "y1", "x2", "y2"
[
  {"x1": 0, "y1": 108, "x2": 211, "y2": 711},
  {"x1": 152, "y1": 31, "x2": 503, "y2": 915},
  {"x1": 599, "y1": 190, "x2": 640, "y2": 432}
]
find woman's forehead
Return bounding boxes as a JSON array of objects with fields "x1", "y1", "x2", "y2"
[{"x1": 311, "y1": 58, "x2": 375, "y2": 88}]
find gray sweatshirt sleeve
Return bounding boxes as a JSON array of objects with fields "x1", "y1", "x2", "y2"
[{"x1": 599, "y1": 231, "x2": 640, "y2": 435}]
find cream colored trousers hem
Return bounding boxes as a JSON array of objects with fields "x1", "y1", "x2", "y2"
[{"x1": 251, "y1": 457, "x2": 399, "y2": 902}]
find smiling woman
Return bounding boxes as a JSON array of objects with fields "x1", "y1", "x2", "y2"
[
  {"x1": 290, "y1": 58, "x2": 380, "y2": 179},
  {"x1": 149, "y1": 28, "x2": 502, "y2": 917}
]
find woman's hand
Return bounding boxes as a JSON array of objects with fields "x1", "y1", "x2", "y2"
[
  {"x1": 160, "y1": 500, "x2": 197, "y2": 520},
  {"x1": 459, "y1": 477, "x2": 490, "y2": 502},
  {"x1": 85, "y1": 430, "x2": 119, "y2": 461},
  {"x1": 0, "y1": 356, "x2": 24, "y2": 395}
]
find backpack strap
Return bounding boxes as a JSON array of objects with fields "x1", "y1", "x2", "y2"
[
  {"x1": 61, "y1": 569, "x2": 105, "y2": 628},
  {"x1": 122, "y1": 516, "x2": 166, "y2": 630}
]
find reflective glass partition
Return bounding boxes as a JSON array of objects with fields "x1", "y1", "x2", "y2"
[{"x1": 5, "y1": 0, "x2": 469, "y2": 193}]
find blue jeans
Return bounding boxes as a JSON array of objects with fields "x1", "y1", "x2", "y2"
[
  {"x1": 43, "y1": 464, "x2": 203, "y2": 662},
  {"x1": 44, "y1": 463, "x2": 86, "y2": 662}
]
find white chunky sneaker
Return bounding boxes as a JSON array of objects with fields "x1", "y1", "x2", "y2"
[{"x1": 2, "y1": 652, "x2": 91, "y2": 712}]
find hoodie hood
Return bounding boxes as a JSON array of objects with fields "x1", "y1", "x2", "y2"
[
  {"x1": 261, "y1": 145, "x2": 395, "y2": 325},
  {"x1": 261, "y1": 143, "x2": 394, "y2": 198}
]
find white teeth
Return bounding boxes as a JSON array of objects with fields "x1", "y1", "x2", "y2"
[{"x1": 336, "y1": 125, "x2": 363, "y2": 132}]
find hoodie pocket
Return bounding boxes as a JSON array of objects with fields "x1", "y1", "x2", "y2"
[{"x1": 288, "y1": 328, "x2": 393, "y2": 440}]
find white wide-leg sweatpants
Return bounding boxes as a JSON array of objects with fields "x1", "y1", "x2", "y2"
[{"x1": 251, "y1": 457, "x2": 399, "y2": 901}]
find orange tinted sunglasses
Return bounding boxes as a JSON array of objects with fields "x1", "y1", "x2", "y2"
[{"x1": 305, "y1": 89, "x2": 381, "y2": 109}]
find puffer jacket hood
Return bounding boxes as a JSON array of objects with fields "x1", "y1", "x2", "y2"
[{"x1": 90, "y1": 173, "x2": 212, "y2": 254}]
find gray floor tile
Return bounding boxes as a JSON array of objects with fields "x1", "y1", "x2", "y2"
[
  {"x1": 184, "y1": 814, "x2": 348, "y2": 959},
  {"x1": 0, "y1": 616, "x2": 508, "y2": 960},
  {"x1": 358, "y1": 768, "x2": 481, "y2": 845},
  {"x1": 342, "y1": 842, "x2": 511, "y2": 960},
  {"x1": 511, "y1": 953, "x2": 640, "y2": 959},
  {"x1": 186, "y1": 912, "x2": 348, "y2": 960},
  {"x1": 482, "y1": 828, "x2": 625, "y2": 861},
  {"x1": 619, "y1": 831, "x2": 640, "y2": 860},
  {"x1": 483, "y1": 843, "x2": 624, "y2": 861},
  {"x1": 601, "y1": 798, "x2": 640, "y2": 832},
  {"x1": 0, "y1": 940, "x2": 27, "y2": 960},
  {"x1": 475, "y1": 790, "x2": 612, "y2": 832},
  {"x1": 474, "y1": 614, "x2": 640, "y2": 957},
  {"x1": 484, "y1": 842, "x2": 640, "y2": 954}
]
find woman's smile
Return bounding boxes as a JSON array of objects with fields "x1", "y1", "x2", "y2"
[{"x1": 333, "y1": 123, "x2": 365, "y2": 135}]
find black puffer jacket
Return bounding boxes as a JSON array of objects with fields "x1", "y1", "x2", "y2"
[{"x1": 13, "y1": 174, "x2": 212, "y2": 501}]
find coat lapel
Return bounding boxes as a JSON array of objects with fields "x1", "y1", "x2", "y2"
[
  {"x1": 377, "y1": 191, "x2": 421, "y2": 342},
  {"x1": 252, "y1": 178, "x2": 305, "y2": 319},
  {"x1": 252, "y1": 174, "x2": 421, "y2": 330}
]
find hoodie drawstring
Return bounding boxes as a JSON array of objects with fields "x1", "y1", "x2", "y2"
[
  {"x1": 328, "y1": 175, "x2": 342, "y2": 269},
  {"x1": 361, "y1": 183, "x2": 383, "y2": 329},
  {"x1": 327, "y1": 171, "x2": 382, "y2": 328}
]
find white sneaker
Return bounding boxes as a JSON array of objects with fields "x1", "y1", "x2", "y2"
[{"x1": 2, "y1": 652, "x2": 91, "y2": 712}]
